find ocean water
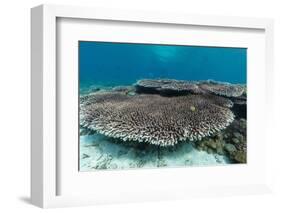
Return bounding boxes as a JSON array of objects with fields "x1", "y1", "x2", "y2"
[
  {"x1": 79, "y1": 41, "x2": 246, "y2": 89},
  {"x1": 79, "y1": 41, "x2": 247, "y2": 171}
]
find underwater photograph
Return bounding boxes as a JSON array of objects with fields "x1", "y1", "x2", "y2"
[{"x1": 79, "y1": 41, "x2": 247, "y2": 171}]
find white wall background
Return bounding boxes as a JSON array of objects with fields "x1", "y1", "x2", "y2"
[{"x1": 0, "y1": 0, "x2": 280, "y2": 212}]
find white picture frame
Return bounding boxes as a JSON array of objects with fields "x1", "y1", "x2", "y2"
[{"x1": 31, "y1": 4, "x2": 274, "y2": 208}]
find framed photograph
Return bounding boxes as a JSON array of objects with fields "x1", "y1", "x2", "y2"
[{"x1": 31, "y1": 4, "x2": 274, "y2": 208}]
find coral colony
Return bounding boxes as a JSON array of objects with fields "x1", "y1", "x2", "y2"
[
  {"x1": 79, "y1": 42, "x2": 247, "y2": 170},
  {"x1": 80, "y1": 79, "x2": 246, "y2": 148}
]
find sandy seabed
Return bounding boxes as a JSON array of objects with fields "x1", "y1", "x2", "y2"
[{"x1": 79, "y1": 133, "x2": 230, "y2": 171}]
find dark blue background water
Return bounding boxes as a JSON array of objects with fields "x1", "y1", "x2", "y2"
[{"x1": 79, "y1": 41, "x2": 246, "y2": 89}]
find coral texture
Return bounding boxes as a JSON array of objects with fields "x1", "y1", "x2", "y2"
[
  {"x1": 80, "y1": 92, "x2": 234, "y2": 146},
  {"x1": 135, "y1": 79, "x2": 204, "y2": 95},
  {"x1": 193, "y1": 118, "x2": 247, "y2": 163},
  {"x1": 135, "y1": 79, "x2": 245, "y2": 98},
  {"x1": 198, "y1": 81, "x2": 245, "y2": 97}
]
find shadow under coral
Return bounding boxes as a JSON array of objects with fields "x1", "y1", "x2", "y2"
[{"x1": 79, "y1": 130, "x2": 231, "y2": 171}]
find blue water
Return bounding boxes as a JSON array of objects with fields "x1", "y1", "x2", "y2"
[{"x1": 79, "y1": 41, "x2": 246, "y2": 88}]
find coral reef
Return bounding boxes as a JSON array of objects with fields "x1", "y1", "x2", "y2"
[
  {"x1": 135, "y1": 79, "x2": 245, "y2": 98},
  {"x1": 199, "y1": 80, "x2": 245, "y2": 97},
  {"x1": 80, "y1": 92, "x2": 234, "y2": 146},
  {"x1": 112, "y1": 85, "x2": 136, "y2": 96},
  {"x1": 79, "y1": 79, "x2": 247, "y2": 169},
  {"x1": 135, "y1": 79, "x2": 204, "y2": 95},
  {"x1": 193, "y1": 118, "x2": 246, "y2": 163},
  {"x1": 135, "y1": 79, "x2": 246, "y2": 119}
]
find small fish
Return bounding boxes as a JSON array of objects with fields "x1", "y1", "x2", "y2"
[{"x1": 190, "y1": 106, "x2": 196, "y2": 112}]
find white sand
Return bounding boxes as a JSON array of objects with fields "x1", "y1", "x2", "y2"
[{"x1": 80, "y1": 133, "x2": 230, "y2": 171}]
